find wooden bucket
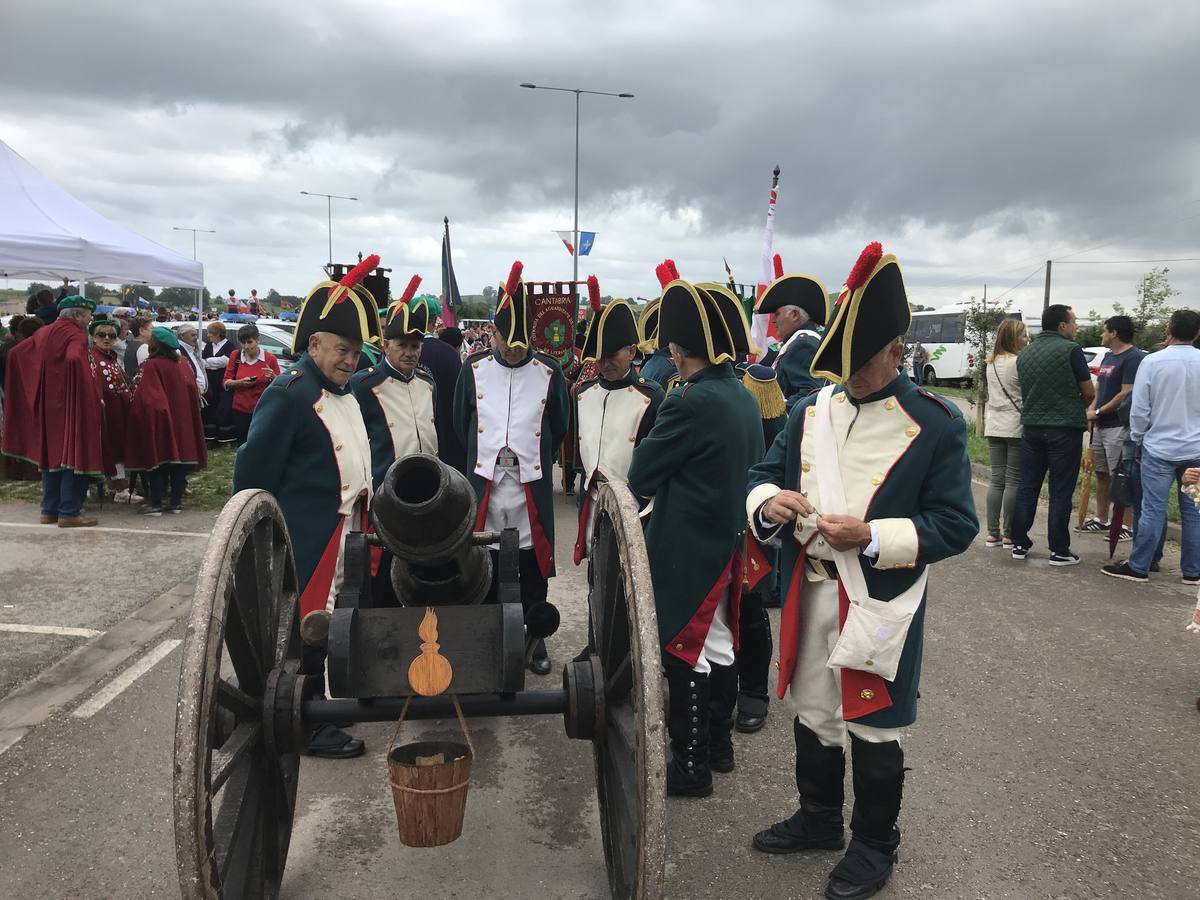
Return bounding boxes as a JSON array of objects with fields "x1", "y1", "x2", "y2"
[{"x1": 386, "y1": 696, "x2": 474, "y2": 847}]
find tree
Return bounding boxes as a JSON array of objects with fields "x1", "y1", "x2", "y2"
[
  {"x1": 1110, "y1": 267, "x2": 1178, "y2": 349},
  {"x1": 120, "y1": 284, "x2": 156, "y2": 307},
  {"x1": 963, "y1": 295, "x2": 1013, "y2": 432},
  {"x1": 482, "y1": 285, "x2": 496, "y2": 302},
  {"x1": 26, "y1": 281, "x2": 51, "y2": 297},
  {"x1": 157, "y1": 286, "x2": 211, "y2": 309},
  {"x1": 83, "y1": 281, "x2": 107, "y2": 301},
  {"x1": 910, "y1": 303, "x2": 935, "y2": 312}
]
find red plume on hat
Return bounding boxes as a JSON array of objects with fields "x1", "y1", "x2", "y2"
[
  {"x1": 655, "y1": 263, "x2": 671, "y2": 289},
  {"x1": 845, "y1": 242, "x2": 882, "y2": 291},
  {"x1": 399, "y1": 274, "x2": 421, "y2": 306},
  {"x1": 773, "y1": 253, "x2": 784, "y2": 280},
  {"x1": 338, "y1": 254, "x2": 380, "y2": 299},
  {"x1": 504, "y1": 261, "x2": 524, "y2": 298},
  {"x1": 587, "y1": 275, "x2": 601, "y2": 312},
  {"x1": 664, "y1": 259, "x2": 680, "y2": 281}
]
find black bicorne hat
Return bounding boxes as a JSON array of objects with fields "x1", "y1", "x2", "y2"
[
  {"x1": 638, "y1": 298, "x2": 662, "y2": 352},
  {"x1": 581, "y1": 299, "x2": 640, "y2": 363},
  {"x1": 493, "y1": 260, "x2": 531, "y2": 348},
  {"x1": 811, "y1": 242, "x2": 912, "y2": 384},
  {"x1": 383, "y1": 274, "x2": 426, "y2": 340},
  {"x1": 658, "y1": 280, "x2": 736, "y2": 365},
  {"x1": 695, "y1": 282, "x2": 760, "y2": 356},
  {"x1": 755, "y1": 253, "x2": 830, "y2": 327},
  {"x1": 292, "y1": 254, "x2": 385, "y2": 353}
]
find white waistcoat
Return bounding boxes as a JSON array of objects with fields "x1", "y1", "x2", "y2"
[
  {"x1": 577, "y1": 381, "x2": 653, "y2": 485},
  {"x1": 472, "y1": 354, "x2": 553, "y2": 483},
  {"x1": 312, "y1": 388, "x2": 374, "y2": 516},
  {"x1": 794, "y1": 392, "x2": 919, "y2": 561},
  {"x1": 372, "y1": 372, "x2": 438, "y2": 459}
]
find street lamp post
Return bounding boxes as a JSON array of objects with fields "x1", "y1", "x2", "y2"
[
  {"x1": 172, "y1": 226, "x2": 215, "y2": 329},
  {"x1": 519, "y1": 82, "x2": 634, "y2": 290},
  {"x1": 299, "y1": 191, "x2": 359, "y2": 272}
]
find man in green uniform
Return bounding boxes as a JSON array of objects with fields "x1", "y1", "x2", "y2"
[
  {"x1": 453, "y1": 261, "x2": 570, "y2": 675},
  {"x1": 635, "y1": 297, "x2": 677, "y2": 389},
  {"x1": 746, "y1": 243, "x2": 977, "y2": 899},
  {"x1": 234, "y1": 255, "x2": 384, "y2": 759},
  {"x1": 755, "y1": 257, "x2": 830, "y2": 403},
  {"x1": 627, "y1": 272, "x2": 764, "y2": 797}
]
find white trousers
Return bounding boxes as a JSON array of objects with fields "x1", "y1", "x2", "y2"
[
  {"x1": 485, "y1": 467, "x2": 532, "y2": 549},
  {"x1": 692, "y1": 577, "x2": 736, "y2": 675},
  {"x1": 788, "y1": 577, "x2": 902, "y2": 747}
]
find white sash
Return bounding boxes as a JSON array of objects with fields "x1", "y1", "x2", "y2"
[{"x1": 811, "y1": 385, "x2": 926, "y2": 682}]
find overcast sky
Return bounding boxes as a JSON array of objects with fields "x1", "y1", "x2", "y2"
[{"x1": 3, "y1": 0, "x2": 1199, "y2": 319}]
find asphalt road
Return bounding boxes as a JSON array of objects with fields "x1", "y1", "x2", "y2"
[{"x1": 0, "y1": 473, "x2": 1198, "y2": 900}]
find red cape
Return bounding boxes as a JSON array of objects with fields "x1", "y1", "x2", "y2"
[
  {"x1": 1, "y1": 318, "x2": 105, "y2": 475},
  {"x1": 90, "y1": 347, "x2": 132, "y2": 474},
  {"x1": 124, "y1": 356, "x2": 208, "y2": 471}
]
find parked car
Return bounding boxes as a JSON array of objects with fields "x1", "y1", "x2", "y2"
[
  {"x1": 162, "y1": 321, "x2": 299, "y2": 376},
  {"x1": 1081, "y1": 346, "x2": 1110, "y2": 383}
]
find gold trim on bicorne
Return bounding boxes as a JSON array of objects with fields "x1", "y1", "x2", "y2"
[
  {"x1": 581, "y1": 299, "x2": 637, "y2": 364},
  {"x1": 292, "y1": 281, "x2": 381, "y2": 354},
  {"x1": 753, "y1": 273, "x2": 831, "y2": 325},
  {"x1": 496, "y1": 281, "x2": 529, "y2": 349},
  {"x1": 810, "y1": 254, "x2": 908, "y2": 385},
  {"x1": 695, "y1": 282, "x2": 762, "y2": 356},
  {"x1": 661, "y1": 280, "x2": 735, "y2": 365},
  {"x1": 637, "y1": 298, "x2": 662, "y2": 352}
]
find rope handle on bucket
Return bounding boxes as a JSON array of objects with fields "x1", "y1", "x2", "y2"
[{"x1": 386, "y1": 694, "x2": 475, "y2": 765}]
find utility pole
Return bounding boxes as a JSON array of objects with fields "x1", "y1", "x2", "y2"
[
  {"x1": 172, "y1": 226, "x2": 215, "y2": 330},
  {"x1": 1042, "y1": 260, "x2": 1052, "y2": 311}
]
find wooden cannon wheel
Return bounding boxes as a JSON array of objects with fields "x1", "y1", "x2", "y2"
[
  {"x1": 587, "y1": 484, "x2": 667, "y2": 900},
  {"x1": 174, "y1": 489, "x2": 302, "y2": 900}
]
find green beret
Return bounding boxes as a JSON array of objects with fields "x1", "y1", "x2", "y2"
[
  {"x1": 88, "y1": 319, "x2": 119, "y2": 335},
  {"x1": 151, "y1": 326, "x2": 180, "y2": 350},
  {"x1": 57, "y1": 294, "x2": 97, "y2": 313}
]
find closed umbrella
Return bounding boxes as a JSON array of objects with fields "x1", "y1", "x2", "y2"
[{"x1": 1077, "y1": 445, "x2": 1095, "y2": 529}]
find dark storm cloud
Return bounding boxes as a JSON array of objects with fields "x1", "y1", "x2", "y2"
[{"x1": 3, "y1": 0, "x2": 1198, "y2": 300}]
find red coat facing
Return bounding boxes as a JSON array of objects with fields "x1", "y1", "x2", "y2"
[{"x1": 90, "y1": 347, "x2": 132, "y2": 474}]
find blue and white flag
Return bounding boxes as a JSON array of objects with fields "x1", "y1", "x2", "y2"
[{"x1": 554, "y1": 230, "x2": 597, "y2": 257}]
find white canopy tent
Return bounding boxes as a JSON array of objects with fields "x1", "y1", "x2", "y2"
[{"x1": 0, "y1": 139, "x2": 204, "y2": 288}]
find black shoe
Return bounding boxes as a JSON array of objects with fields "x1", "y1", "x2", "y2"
[
  {"x1": 1048, "y1": 551, "x2": 1080, "y2": 567},
  {"x1": 1101, "y1": 561, "x2": 1148, "y2": 583},
  {"x1": 1011, "y1": 545, "x2": 1029, "y2": 560},
  {"x1": 736, "y1": 710, "x2": 766, "y2": 733},
  {"x1": 752, "y1": 807, "x2": 845, "y2": 854},
  {"x1": 304, "y1": 723, "x2": 365, "y2": 759},
  {"x1": 528, "y1": 639, "x2": 551, "y2": 675},
  {"x1": 824, "y1": 833, "x2": 899, "y2": 900}
]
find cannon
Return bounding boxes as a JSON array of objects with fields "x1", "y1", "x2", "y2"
[{"x1": 173, "y1": 453, "x2": 666, "y2": 899}]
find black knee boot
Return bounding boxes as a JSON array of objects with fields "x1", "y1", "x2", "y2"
[
  {"x1": 665, "y1": 665, "x2": 712, "y2": 797},
  {"x1": 752, "y1": 718, "x2": 845, "y2": 853},
  {"x1": 736, "y1": 591, "x2": 772, "y2": 733},
  {"x1": 707, "y1": 662, "x2": 737, "y2": 773},
  {"x1": 824, "y1": 735, "x2": 904, "y2": 900}
]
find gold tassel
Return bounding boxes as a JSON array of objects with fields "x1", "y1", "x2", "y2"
[{"x1": 743, "y1": 374, "x2": 786, "y2": 419}]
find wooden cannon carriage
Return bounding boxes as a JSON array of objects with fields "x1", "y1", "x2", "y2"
[{"x1": 172, "y1": 453, "x2": 666, "y2": 899}]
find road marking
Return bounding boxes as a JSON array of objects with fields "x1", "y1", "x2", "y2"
[
  {"x1": 0, "y1": 624, "x2": 103, "y2": 638},
  {"x1": 72, "y1": 639, "x2": 183, "y2": 720},
  {"x1": 0, "y1": 522, "x2": 210, "y2": 538},
  {"x1": 0, "y1": 727, "x2": 27, "y2": 756}
]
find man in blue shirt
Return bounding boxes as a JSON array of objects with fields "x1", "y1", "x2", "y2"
[
  {"x1": 1103, "y1": 309, "x2": 1200, "y2": 583},
  {"x1": 1080, "y1": 315, "x2": 1145, "y2": 537}
]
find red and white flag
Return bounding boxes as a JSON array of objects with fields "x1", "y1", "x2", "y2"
[{"x1": 752, "y1": 167, "x2": 781, "y2": 353}]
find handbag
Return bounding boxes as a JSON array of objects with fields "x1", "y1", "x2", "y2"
[{"x1": 811, "y1": 386, "x2": 927, "y2": 682}]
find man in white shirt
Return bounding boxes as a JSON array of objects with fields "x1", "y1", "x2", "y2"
[{"x1": 175, "y1": 324, "x2": 209, "y2": 395}]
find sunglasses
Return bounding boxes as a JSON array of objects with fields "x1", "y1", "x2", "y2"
[{"x1": 93, "y1": 331, "x2": 117, "y2": 339}]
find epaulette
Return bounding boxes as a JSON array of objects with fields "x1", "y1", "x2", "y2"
[
  {"x1": 665, "y1": 373, "x2": 681, "y2": 393},
  {"x1": 632, "y1": 375, "x2": 664, "y2": 399},
  {"x1": 532, "y1": 350, "x2": 564, "y2": 372},
  {"x1": 916, "y1": 387, "x2": 957, "y2": 418},
  {"x1": 576, "y1": 377, "x2": 600, "y2": 395},
  {"x1": 414, "y1": 366, "x2": 436, "y2": 385}
]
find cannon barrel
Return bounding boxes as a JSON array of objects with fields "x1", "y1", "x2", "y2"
[
  {"x1": 372, "y1": 453, "x2": 492, "y2": 606},
  {"x1": 373, "y1": 454, "x2": 477, "y2": 563}
]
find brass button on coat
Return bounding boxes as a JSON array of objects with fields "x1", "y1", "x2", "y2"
[
  {"x1": 905, "y1": 426, "x2": 917, "y2": 437},
  {"x1": 860, "y1": 688, "x2": 875, "y2": 700},
  {"x1": 334, "y1": 443, "x2": 343, "y2": 451},
  {"x1": 675, "y1": 643, "x2": 684, "y2": 651},
  {"x1": 871, "y1": 474, "x2": 883, "y2": 485},
  {"x1": 802, "y1": 462, "x2": 811, "y2": 472},
  {"x1": 885, "y1": 399, "x2": 896, "y2": 410}
]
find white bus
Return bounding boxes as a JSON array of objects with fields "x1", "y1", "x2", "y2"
[{"x1": 905, "y1": 308, "x2": 1024, "y2": 386}]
